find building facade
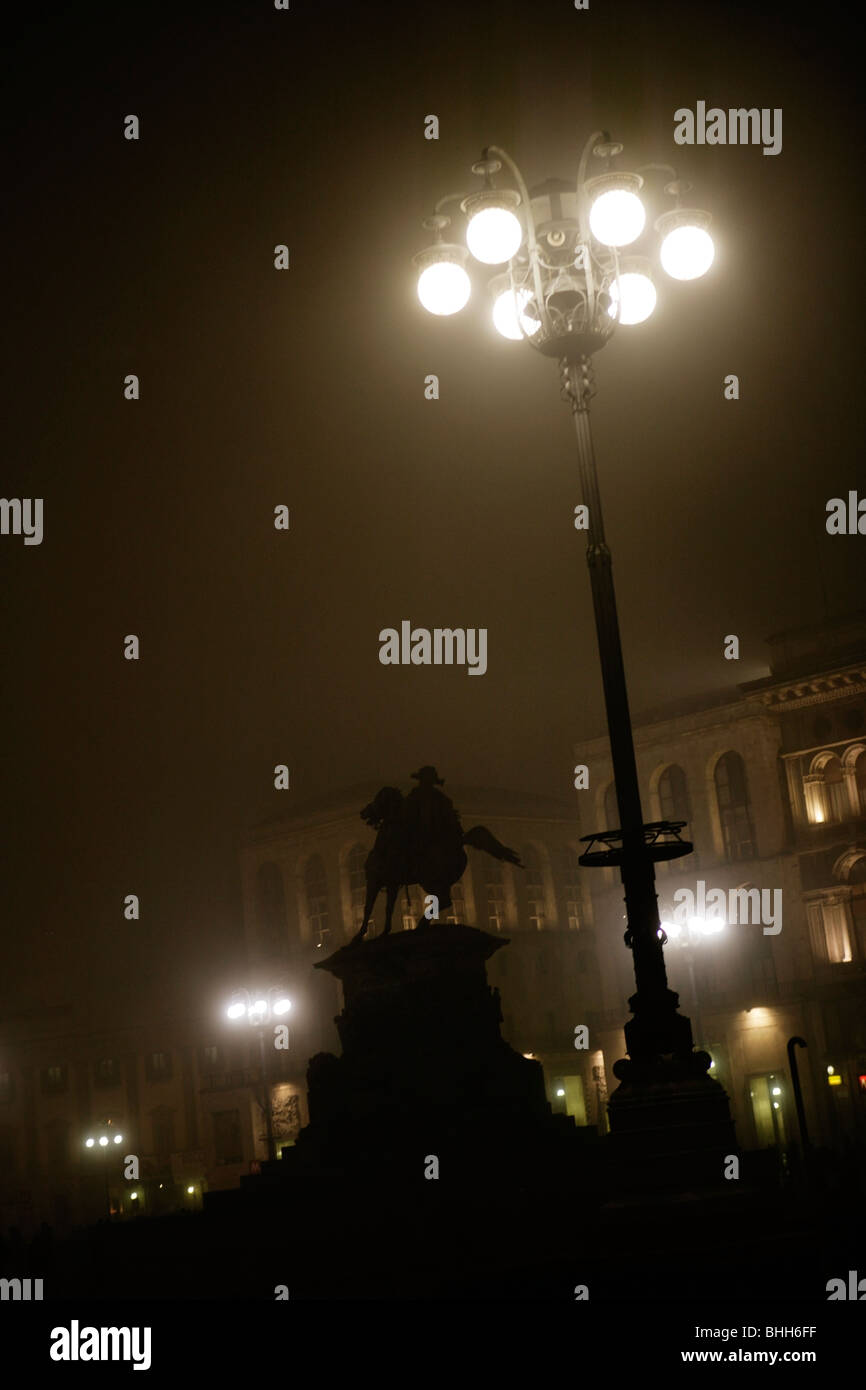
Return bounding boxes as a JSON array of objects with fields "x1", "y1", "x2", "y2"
[
  {"x1": 0, "y1": 1003, "x2": 308, "y2": 1237},
  {"x1": 577, "y1": 612, "x2": 866, "y2": 1160}
]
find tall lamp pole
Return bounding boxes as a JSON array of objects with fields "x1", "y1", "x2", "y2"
[{"x1": 413, "y1": 131, "x2": 735, "y2": 1164}]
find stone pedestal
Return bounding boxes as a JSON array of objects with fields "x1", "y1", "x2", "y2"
[{"x1": 277, "y1": 922, "x2": 579, "y2": 1184}]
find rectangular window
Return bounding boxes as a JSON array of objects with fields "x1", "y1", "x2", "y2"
[
  {"x1": 486, "y1": 869, "x2": 505, "y2": 932},
  {"x1": 41, "y1": 1064, "x2": 68, "y2": 1095},
  {"x1": 94, "y1": 1058, "x2": 120, "y2": 1088},
  {"x1": 146, "y1": 1051, "x2": 173, "y2": 1082},
  {"x1": 445, "y1": 884, "x2": 464, "y2": 924},
  {"x1": 201, "y1": 1045, "x2": 220, "y2": 1071},
  {"x1": 823, "y1": 900, "x2": 854, "y2": 963},
  {"x1": 213, "y1": 1109, "x2": 243, "y2": 1165},
  {"x1": 527, "y1": 887, "x2": 545, "y2": 930},
  {"x1": 807, "y1": 898, "x2": 854, "y2": 964},
  {"x1": 0, "y1": 1071, "x2": 15, "y2": 1104}
]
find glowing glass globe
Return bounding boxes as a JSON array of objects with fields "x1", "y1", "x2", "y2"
[
  {"x1": 608, "y1": 272, "x2": 656, "y2": 325},
  {"x1": 466, "y1": 206, "x2": 523, "y2": 265},
  {"x1": 417, "y1": 260, "x2": 471, "y2": 316},
  {"x1": 492, "y1": 287, "x2": 541, "y2": 340},
  {"x1": 589, "y1": 189, "x2": 646, "y2": 248},
  {"x1": 660, "y1": 224, "x2": 715, "y2": 280}
]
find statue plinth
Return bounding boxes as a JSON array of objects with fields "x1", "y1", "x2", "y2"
[{"x1": 277, "y1": 922, "x2": 579, "y2": 1182}]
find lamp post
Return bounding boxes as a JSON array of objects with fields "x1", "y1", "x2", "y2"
[
  {"x1": 83, "y1": 1121, "x2": 124, "y2": 1219},
  {"x1": 226, "y1": 986, "x2": 293, "y2": 1164},
  {"x1": 414, "y1": 131, "x2": 735, "y2": 1163}
]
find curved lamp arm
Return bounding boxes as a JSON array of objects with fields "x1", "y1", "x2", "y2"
[
  {"x1": 576, "y1": 129, "x2": 607, "y2": 320},
  {"x1": 484, "y1": 144, "x2": 550, "y2": 333},
  {"x1": 434, "y1": 190, "x2": 471, "y2": 215}
]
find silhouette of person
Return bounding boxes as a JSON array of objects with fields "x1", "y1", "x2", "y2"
[{"x1": 403, "y1": 766, "x2": 462, "y2": 858}]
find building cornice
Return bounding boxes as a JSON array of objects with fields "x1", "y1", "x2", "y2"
[
  {"x1": 579, "y1": 697, "x2": 767, "y2": 757},
  {"x1": 741, "y1": 664, "x2": 866, "y2": 711}
]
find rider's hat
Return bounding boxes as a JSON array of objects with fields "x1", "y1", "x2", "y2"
[{"x1": 411, "y1": 765, "x2": 444, "y2": 785}]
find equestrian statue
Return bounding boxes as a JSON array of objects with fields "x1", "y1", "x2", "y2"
[{"x1": 353, "y1": 766, "x2": 522, "y2": 940}]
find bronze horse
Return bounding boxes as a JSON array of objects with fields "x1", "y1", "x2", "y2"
[{"x1": 353, "y1": 784, "x2": 522, "y2": 939}]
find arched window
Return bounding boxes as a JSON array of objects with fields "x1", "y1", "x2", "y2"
[
  {"x1": 484, "y1": 861, "x2": 506, "y2": 932},
  {"x1": 854, "y1": 750, "x2": 866, "y2": 816},
  {"x1": 822, "y1": 755, "x2": 848, "y2": 823},
  {"x1": 303, "y1": 854, "x2": 329, "y2": 948},
  {"x1": 347, "y1": 843, "x2": 369, "y2": 933},
  {"x1": 658, "y1": 765, "x2": 691, "y2": 826},
  {"x1": 255, "y1": 862, "x2": 286, "y2": 949},
  {"x1": 523, "y1": 845, "x2": 546, "y2": 930},
  {"x1": 564, "y1": 847, "x2": 582, "y2": 930},
  {"x1": 714, "y1": 752, "x2": 755, "y2": 862},
  {"x1": 806, "y1": 753, "x2": 849, "y2": 825},
  {"x1": 833, "y1": 848, "x2": 866, "y2": 885},
  {"x1": 603, "y1": 781, "x2": 618, "y2": 830}
]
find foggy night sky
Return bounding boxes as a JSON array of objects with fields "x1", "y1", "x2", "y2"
[{"x1": 3, "y1": 0, "x2": 863, "y2": 1022}]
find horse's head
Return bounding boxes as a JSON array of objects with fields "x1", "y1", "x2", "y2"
[{"x1": 360, "y1": 785, "x2": 404, "y2": 829}]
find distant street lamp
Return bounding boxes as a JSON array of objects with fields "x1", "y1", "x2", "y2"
[
  {"x1": 414, "y1": 131, "x2": 733, "y2": 1159},
  {"x1": 83, "y1": 1121, "x2": 124, "y2": 1218},
  {"x1": 226, "y1": 987, "x2": 292, "y2": 1163},
  {"x1": 659, "y1": 915, "x2": 726, "y2": 1050}
]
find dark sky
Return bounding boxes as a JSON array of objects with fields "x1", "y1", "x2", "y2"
[{"x1": 4, "y1": 0, "x2": 862, "y2": 1021}]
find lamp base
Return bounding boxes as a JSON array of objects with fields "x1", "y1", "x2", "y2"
[{"x1": 607, "y1": 1053, "x2": 738, "y2": 1193}]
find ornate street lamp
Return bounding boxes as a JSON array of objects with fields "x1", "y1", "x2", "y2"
[
  {"x1": 413, "y1": 131, "x2": 734, "y2": 1170},
  {"x1": 659, "y1": 913, "x2": 727, "y2": 1051},
  {"x1": 226, "y1": 986, "x2": 292, "y2": 1163},
  {"x1": 83, "y1": 1120, "x2": 124, "y2": 1218}
]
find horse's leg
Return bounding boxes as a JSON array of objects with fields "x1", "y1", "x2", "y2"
[
  {"x1": 355, "y1": 879, "x2": 380, "y2": 940},
  {"x1": 383, "y1": 882, "x2": 399, "y2": 935}
]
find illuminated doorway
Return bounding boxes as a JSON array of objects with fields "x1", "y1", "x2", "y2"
[
  {"x1": 551, "y1": 1075, "x2": 587, "y2": 1125},
  {"x1": 748, "y1": 1071, "x2": 788, "y2": 1148}
]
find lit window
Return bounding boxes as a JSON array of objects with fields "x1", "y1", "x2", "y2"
[
  {"x1": 524, "y1": 846, "x2": 546, "y2": 930},
  {"x1": 304, "y1": 854, "x2": 330, "y2": 947},
  {"x1": 564, "y1": 848, "x2": 582, "y2": 930}
]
